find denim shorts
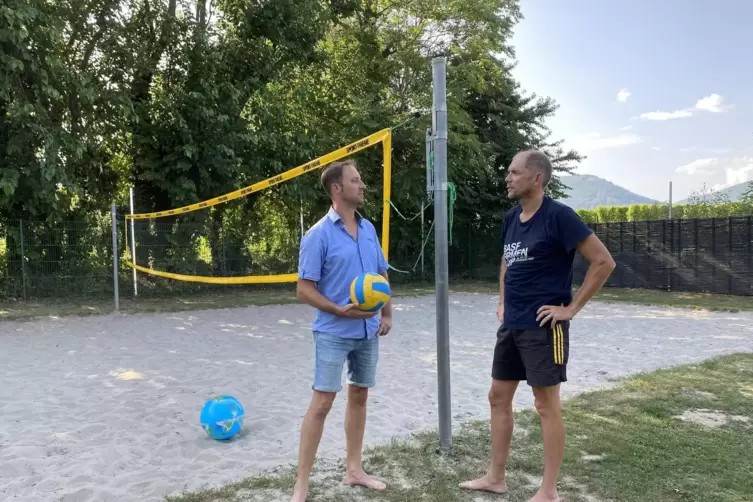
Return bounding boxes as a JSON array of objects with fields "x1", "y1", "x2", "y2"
[{"x1": 312, "y1": 331, "x2": 379, "y2": 393}]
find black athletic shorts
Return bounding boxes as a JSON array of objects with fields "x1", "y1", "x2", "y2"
[{"x1": 491, "y1": 322, "x2": 569, "y2": 387}]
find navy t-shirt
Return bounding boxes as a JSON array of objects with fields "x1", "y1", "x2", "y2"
[{"x1": 501, "y1": 196, "x2": 594, "y2": 329}]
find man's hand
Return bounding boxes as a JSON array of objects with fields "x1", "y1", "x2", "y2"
[
  {"x1": 536, "y1": 304, "x2": 575, "y2": 327},
  {"x1": 376, "y1": 315, "x2": 392, "y2": 336},
  {"x1": 337, "y1": 303, "x2": 379, "y2": 319},
  {"x1": 496, "y1": 301, "x2": 504, "y2": 323}
]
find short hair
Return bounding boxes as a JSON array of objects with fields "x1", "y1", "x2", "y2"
[
  {"x1": 320, "y1": 159, "x2": 356, "y2": 198},
  {"x1": 520, "y1": 150, "x2": 552, "y2": 187}
]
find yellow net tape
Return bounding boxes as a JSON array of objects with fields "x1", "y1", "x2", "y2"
[
  {"x1": 127, "y1": 128, "x2": 391, "y2": 220},
  {"x1": 129, "y1": 262, "x2": 298, "y2": 284},
  {"x1": 125, "y1": 128, "x2": 393, "y2": 285}
]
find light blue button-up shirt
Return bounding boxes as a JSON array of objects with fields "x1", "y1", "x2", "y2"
[{"x1": 298, "y1": 207, "x2": 389, "y2": 339}]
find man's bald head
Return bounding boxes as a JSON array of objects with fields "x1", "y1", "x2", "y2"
[
  {"x1": 505, "y1": 149, "x2": 553, "y2": 200},
  {"x1": 516, "y1": 149, "x2": 552, "y2": 187}
]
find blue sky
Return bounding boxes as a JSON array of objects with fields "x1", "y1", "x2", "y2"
[{"x1": 509, "y1": 0, "x2": 753, "y2": 201}]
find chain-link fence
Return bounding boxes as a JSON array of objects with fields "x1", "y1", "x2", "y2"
[
  {"x1": 0, "y1": 207, "x2": 496, "y2": 303},
  {"x1": 2, "y1": 213, "x2": 752, "y2": 306},
  {"x1": 0, "y1": 216, "x2": 117, "y2": 301}
]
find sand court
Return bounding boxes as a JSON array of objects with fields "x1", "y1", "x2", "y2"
[{"x1": 1, "y1": 293, "x2": 752, "y2": 502}]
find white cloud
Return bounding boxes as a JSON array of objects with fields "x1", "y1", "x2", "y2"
[
  {"x1": 725, "y1": 156, "x2": 753, "y2": 185},
  {"x1": 695, "y1": 93, "x2": 726, "y2": 113},
  {"x1": 652, "y1": 147, "x2": 661, "y2": 151},
  {"x1": 573, "y1": 132, "x2": 642, "y2": 150},
  {"x1": 618, "y1": 125, "x2": 633, "y2": 131},
  {"x1": 676, "y1": 156, "x2": 753, "y2": 184},
  {"x1": 679, "y1": 147, "x2": 732, "y2": 154},
  {"x1": 676, "y1": 158, "x2": 719, "y2": 175},
  {"x1": 616, "y1": 88, "x2": 631, "y2": 102},
  {"x1": 638, "y1": 93, "x2": 730, "y2": 121},
  {"x1": 640, "y1": 109, "x2": 693, "y2": 121}
]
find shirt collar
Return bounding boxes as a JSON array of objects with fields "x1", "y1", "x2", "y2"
[{"x1": 327, "y1": 206, "x2": 364, "y2": 227}]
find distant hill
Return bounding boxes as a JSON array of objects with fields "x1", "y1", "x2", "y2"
[
  {"x1": 557, "y1": 174, "x2": 657, "y2": 210},
  {"x1": 675, "y1": 181, "x2": 752, "y2": 205}
]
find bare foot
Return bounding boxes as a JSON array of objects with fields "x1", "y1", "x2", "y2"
[
  {"x1": 527, "y1": 489, "x2": 561, "y2": 502},
  {"x1": 343, "y1": 471, "x2": 387, "y2": 491},
  {"x1": 289, "y1": 483, "x2": 308, "y2": 502},
  {"x1": 459, "y1": 475, "x2": 508, "y2": 494}
]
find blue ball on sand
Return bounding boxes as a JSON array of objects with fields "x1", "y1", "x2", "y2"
[{"x1": 200, "y1": 395, "x2": 245, "y2": 440}]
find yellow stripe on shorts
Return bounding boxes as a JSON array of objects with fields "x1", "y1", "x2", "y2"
[
  {"x1": 552, "y1": 324, "x2": 564, "y2": 365},
  {"x1": 552, "y1": 325, "x2": 559, "y2": 365}
]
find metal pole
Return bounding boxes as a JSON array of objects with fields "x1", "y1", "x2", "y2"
[
  {"x1": 111, "y1": 203, "x2": 120, "y2": 311},
  {"x1": 432, "y1": 56, "x2": 452, "y2": 450},
  {"x1": 19, "y1": 219, "x2": 28, "y2": 301},
  {"x1": 129, "y1": 187, "x2": 138, "y2": 296},
  {"x1": 668, "y1": 181, "x2": 673, "y2": 219},
  {"x1": 421, "y1": 204, "x2": 425, "y2": 281},
  {"x1": 424, "y1": 128, "x2": 432, "y2": 282}
]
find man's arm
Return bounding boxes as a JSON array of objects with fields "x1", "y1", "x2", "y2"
[
  {"x1": 536, "y1": 207, "x2": 615, "y2": 327},
  {"x1": 296, "y1": 279, "x2": 343, "y2": 315},
  {"x1": 498, "y1": 259, "x2": 507, "y2": 304},
  {"x1": 297, "y1": 278, "x2": 377, "y2": 319},
  {"x1": 379, "y1": 270, "x2": 392, "y2": 318},
  {"x1": 568, "y1": 233, "x2": 615, "y2": 316}
]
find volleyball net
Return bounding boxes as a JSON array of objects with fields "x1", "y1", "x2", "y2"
[{"x1": 123, "y1": 128, "x2": 394, "y2": 290}]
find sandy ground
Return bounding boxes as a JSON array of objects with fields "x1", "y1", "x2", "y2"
[{"x1": 1, "y1": 293, "x2": 752, "y2": 502}]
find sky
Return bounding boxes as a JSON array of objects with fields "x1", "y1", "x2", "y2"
[{"x1": 508, "y1": 0, "x2": 753, "y2": 202}]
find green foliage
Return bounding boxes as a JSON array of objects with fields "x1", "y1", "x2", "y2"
[
  {"x1": 1, "y1": 0, "x2": 590, "y2": 295},
  {"x1": 576, "y1": 202, "x2": 753, "y2": 223},
  {"x1": 742, "y1": 182, "x2": 753, "y2": 204}
]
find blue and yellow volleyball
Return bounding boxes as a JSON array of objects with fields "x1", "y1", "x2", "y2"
[{"x1": 350, "y1": 273, "x2": 391, "y2": 311}]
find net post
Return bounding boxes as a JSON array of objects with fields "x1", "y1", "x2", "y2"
[
  {"x1": 129, "y1": 187, "x2": 138, "y2": 296},
  {"x1": 381, "y1": 130, "x2": 392, "y2": 262},
  {"x1": 432, "y1": 56, "x2": 452, "y2": 451},
  {"x1": 111, "y1": 203, "x2": 120, "y2": 311}
]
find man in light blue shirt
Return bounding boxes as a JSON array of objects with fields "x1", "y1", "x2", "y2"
[{"x1": 290, "y1": 159, "x2": 392, "y2": 502}]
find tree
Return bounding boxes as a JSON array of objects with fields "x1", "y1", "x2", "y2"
[
  {"x1": 1, "y1": 0, "x2": 584, "y2": 288},
  {"x1": 687, "y1": 182, "x2": 731, "y2": 206},
  {"x1": 741, "y1": 181, "x2": 753, "y2": 204}
]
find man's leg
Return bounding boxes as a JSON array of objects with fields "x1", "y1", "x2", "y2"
[
  {"x1": 290, "y1": 390, "x2": 337, "y2": 502},
  {"x1": 342, "y1": 336, "x2": 385, "y2": 490},
  {"x1": 530, "y1": 384, "x2": 564, "y2": 502},
  {"x1": 290, "y1": 333, "x2": 350, "y2": 502},
  {"x1": 459, "y1": 378, "x2": 519, "y2": 493},
  {"x1": 460, "y1": 327, "x2": 525, "y2": 493},
  {"x1": 518, "y1": 323, "x2": 569, "y2": 502}
]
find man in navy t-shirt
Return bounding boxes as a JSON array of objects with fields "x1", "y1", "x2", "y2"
[{"x1": 461, "y1": 150, "x2": 615, "y2": 502}]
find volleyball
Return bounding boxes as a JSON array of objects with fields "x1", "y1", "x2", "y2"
[{"x1": 350, "y1": 272, "x2": 391, "y2": 312}]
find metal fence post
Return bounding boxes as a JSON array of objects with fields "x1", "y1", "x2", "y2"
[
  {"x1": 111, "y1": 203, "x2": 120, "y2": 311},
  {"x1": 19, "y1": 219, "x2": 28, "y2": 301},
  {"x1": 130, "y1": 187, "x2": 138, "y2": 297},
  {"x1": 748, "y1": 216, "x2": 752, "y2": 295},
  {"x1": 728, "y1": 216, "x2": 733, "y2": 294}
]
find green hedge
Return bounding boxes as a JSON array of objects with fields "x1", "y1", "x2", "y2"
[{"x1": 575, "y1": 202, "x2": 753, "y2": 223}]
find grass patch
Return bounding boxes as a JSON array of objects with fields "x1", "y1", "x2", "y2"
[
  {"x1": 593, "y1": 287, "x2": 753, "y2": 312},
  {"x1": 165, "y1": 353, "x2": 753, "y2": 502},
  {"x1": 2, "y1": 280, "x2": 751, "y2": 322}
]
